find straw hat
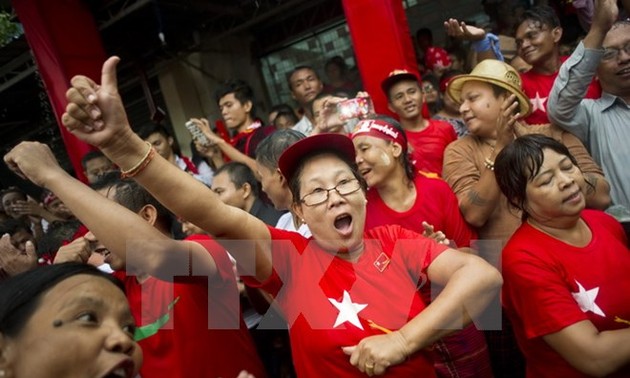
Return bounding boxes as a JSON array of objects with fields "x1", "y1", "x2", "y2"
[{"x1": 447, "y1": 59, "x2": 531, "y2": 117}]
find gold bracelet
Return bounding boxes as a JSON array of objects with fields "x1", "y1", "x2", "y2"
[
  {"x1": 484, "y1": 157, "x2": 495, "y2": 171},
  {"x1": 120, "y1": 141, "x2": 155, "y2": 178}
]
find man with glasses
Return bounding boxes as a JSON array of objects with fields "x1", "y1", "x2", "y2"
[
  {"x1": 548, "y1": 0, "x2": 630, "y2": 211},
  {"x1": 382, "y1": 70, "x2": 457, "y2": 176}
]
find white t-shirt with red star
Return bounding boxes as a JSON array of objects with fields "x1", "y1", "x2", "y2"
[
  {"x1": 520, "y1": 57, "x2": 601, "y2": 125},
  {"x1": 502, "y1": 210, "x2": 630, "y2": 378},
  {"x1": 245, "y1": 225, "x2": 448, "y2": 377}
]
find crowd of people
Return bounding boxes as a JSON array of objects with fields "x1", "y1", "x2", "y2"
[{"x1": 1, "y1": 0, "x2": 629, "y2": 377}]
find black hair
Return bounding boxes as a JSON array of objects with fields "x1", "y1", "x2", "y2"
[
  {"x1": 0, "y1": 218, "x2": 32, "y2": 237},
  {"x1": 517, "y1": 5, "x2": 561, "y2": 30},
  {"x1": 415, "y1": 27, "x2": 433, "y2": 43},
  {"x1": 90, "y1": 172, "x2": 173, "y2": 231},
  {"x1": 325, "y1": 56, "x2": 348, "y2": 74},
  {"x1": 255, "y1": 129, "x2": 306, "y2": 170},
  {"x1": 287, "y1": 65, "x2": 320, "y2": 90},
  {"x1": 136, "y1": 123, "x2": 171, "y2": 140},
  {"x1": 0, "y1": 263, "x2": 125, "y2": 338},
  {"x1": 214, "y1": 162, "x2": 261, "y2": 198},
  {"x1": 214, "y1": 79, "x2": 257, "y2": 119},
  {"x1": 269, "y1": 103, "x2": 296, "y2": 123},
  {"x1": 421, "y1": 72, "x2": 443, "y2": 115},
  {"x1": 288, "y1": 149, "x2": 367, "y2": 205},
  {"x1": 440, "y1": 69, "x2": 465, "y2": 85},
  {"x1": 136, "y1": 123, "x2": 182, "y2": 158},
  {"x1": 36, "y1": 219, "x2": 82, "y2": 258},
  {"x1": 0, "y1": 186, "x2": 26, "y2": 202},
  {"x1": 309, "y1": 91, "x2": 336, "y2": 115},
  {"x1": 373, "y1": 115, "x2": 416, "y2": 182},
  {"x1": 494, "y1": 134, "x2": 580, "y2": 220},
  {"x1": 273, "y1": 110, "x2": 299, "y2": 127},
  {"x1": 80, "y1": 150, "x2": 108, "y2": 170}
]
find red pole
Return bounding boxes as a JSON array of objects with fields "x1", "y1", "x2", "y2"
[
  {"x1": 342, "y1": 0, "x2": 419, "y2": 116},
  {"x1": 13, "y1": 0, "x2": 107, "y2": 183}
]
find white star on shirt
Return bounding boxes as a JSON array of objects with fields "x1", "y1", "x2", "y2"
[
  {"x1": 328, "y1": 290, "x2": 368, "y2": 330},
  {"x1": 572, "y1": 280, "x2": 606, "y2": 317},
  {"x1": 530, "y1": 92, "x2": 547, "y2": 112}
]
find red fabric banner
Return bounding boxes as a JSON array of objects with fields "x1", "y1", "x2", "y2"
[{"x1": 13, "y1": 0, "x2": 107, "y2": 182}]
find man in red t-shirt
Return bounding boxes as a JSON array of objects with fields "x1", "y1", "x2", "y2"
[
  {"x1": 445, "y1": 6, "x2": 601, "y2": 125},
  {"x1": 514, "y1": 5, "x2": 601, "y2": 125},
  {"x1": 382, "y1": 70, "x2": 457, "y2": 176}
]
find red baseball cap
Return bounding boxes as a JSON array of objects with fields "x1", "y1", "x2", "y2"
[
  {"x1": 278, "y1": 133, "x2": 355, "y2": 182},
  {"x1": 380, "y1": 69, "x2": 419, "y2": 96}
]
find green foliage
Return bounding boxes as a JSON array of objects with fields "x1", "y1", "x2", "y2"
[{"x1": 0, "y1": 10, "x2": 22, "y2": 48}]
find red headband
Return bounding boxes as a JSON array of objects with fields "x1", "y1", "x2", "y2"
[{"x1": 350, "y1": 119, "x2": 407, "y2": 151}]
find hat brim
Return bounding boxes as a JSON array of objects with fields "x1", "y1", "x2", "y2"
[
  {"x1": 447, "y1": 74, "x2": 532, "y2": 117},
  {"x1": 278, "y1": 133, "x2": 356, "y2": 182},
  {"x1": 381, "y1": 73, "x2": 419, "y2": 96}
]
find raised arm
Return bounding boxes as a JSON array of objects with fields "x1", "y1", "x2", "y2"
[
  {"x1": 59, "y1": 57, "x2": 274, "y2": 281},
  {"x1": 190, "y1": 117, "x2": 259, "y2": 173},
  {"x1": 547, "y1": 0, "x2": 618, "y2": 140},
  {"x1": 444, "y1": 18, "x2": 502, "y2": 62},
  {"x1": 5, "y1": 142, "x2": 223, "y2": 281}
]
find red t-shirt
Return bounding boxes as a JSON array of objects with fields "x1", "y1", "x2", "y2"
[
  {"x1": 406, "y1": 119, "x2": 457, "y2": 176},
  {"x1": 364, "y1": 174, "x2": 491, "y2": 377},
  {"x1": 116, "y1": 235, "x2": 266, "y2": 378},
  {"x1": 364, "y1": 173, "x2": 476, "y2": 249},
  {"x1": 244, "y1": 225, "x2": 448, "y2": 378},
  {"x1": 231, "y1": 123, "x2": 276, "y2": 158},
  {"x1": 520, "y1": 57, "x2": 601, "y2": 125},
  {"x1": 502, "y1": 210, "x2": 630, "y2": 378}
]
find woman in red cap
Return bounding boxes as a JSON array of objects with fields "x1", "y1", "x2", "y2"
[{"x1": 55, "y1": 56, "x2": 503, "y2": 378}]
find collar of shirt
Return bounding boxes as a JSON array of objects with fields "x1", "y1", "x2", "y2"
[{"x1": 600, "y1": 92, "x2": 630, "y2": 111}]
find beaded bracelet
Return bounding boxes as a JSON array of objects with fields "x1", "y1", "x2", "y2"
[
  {"x1": 484, "y1": 157, "x2": 495, "y2": 171},
  {"x1": 120, "y1": 141, "x2": 156, "y2": 179}
]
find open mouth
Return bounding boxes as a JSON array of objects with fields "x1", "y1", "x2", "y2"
[
  {"x1": 334, "y1": 214, "x2": 353, "y2": 234},
  {"x1": 101, "y1": 359, "x2": 134, "y2": 378},
  {"x1": 359, "y1": 167, "x2": 372, "y2": 177}
]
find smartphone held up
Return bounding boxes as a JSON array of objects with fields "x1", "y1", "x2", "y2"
[{"x1": 185, "y1": 120, "x2": 211, "y2": 147}]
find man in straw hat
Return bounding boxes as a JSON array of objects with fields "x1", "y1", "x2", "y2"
[
  {"x1": 548, "y1": 0, "x2": 630, "y2": 212},
  {"x1": 443, "y1": 58, "x2": 611, "y2": 377}
]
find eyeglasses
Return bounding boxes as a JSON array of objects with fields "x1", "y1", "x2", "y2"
[
  {"x1": 422, "y1": 84, "x2": 436, "y2": 94},
  {"x1": 300, "y1": 178, "x2": 362, "y2": 206},
  {"x1": 602, "y1": 42, "x2": 630, "y2": 61}
]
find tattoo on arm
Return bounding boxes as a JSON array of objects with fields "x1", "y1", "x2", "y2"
[{"x1": 467, "y1": 190, "x2": 490, "y2": 206}]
